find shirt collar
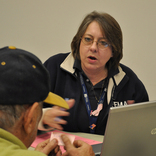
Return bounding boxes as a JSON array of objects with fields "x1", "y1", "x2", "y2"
[{"x1": 73, "y1": 57, "x2": 82, "y2": 71}]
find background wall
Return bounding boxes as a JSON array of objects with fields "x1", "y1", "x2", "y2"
[{"x1": 1, "y1": 0, "x2": 156, "y2": 101}]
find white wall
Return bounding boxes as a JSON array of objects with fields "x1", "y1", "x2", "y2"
[{"x1": 1, "y1": 0, "x2": 156, "y2": 101}]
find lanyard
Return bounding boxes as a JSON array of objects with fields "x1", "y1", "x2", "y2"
[{"x1": 79, "y1": 73, "x2": 107, "y2": 133}]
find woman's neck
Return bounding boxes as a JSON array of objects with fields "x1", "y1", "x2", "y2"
[{"x1": 82, "y1": 67, "x2": 108, "y2": 86}]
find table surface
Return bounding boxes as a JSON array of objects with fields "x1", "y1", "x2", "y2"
[{"x1": 64, "y1": 131, "x2": 104, "y2": 142}]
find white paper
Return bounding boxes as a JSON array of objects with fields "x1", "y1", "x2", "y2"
[{"x1": 50, "y1": 132, "x2": 75, "y2": 146}]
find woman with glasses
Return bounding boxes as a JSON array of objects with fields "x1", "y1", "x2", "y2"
[{"x1": 40, "y1": 11, "x2": 149, "y2": 135}]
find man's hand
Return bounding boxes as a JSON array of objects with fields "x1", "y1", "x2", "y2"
[
  {"x1": 35, "y1": 139, "x2": 61, "y2": 156},
  {"x1": 61, "y1": 134, "x2": 95, "y2": 156}
]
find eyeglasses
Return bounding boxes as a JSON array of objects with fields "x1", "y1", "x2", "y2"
[{"x1": 81, "y1": 35, "x2": 111, "y2": 49}]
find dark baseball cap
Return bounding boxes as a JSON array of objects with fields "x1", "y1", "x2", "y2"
[{"x1": 0, "y1": 46, "x2": 69, "y2": 109}]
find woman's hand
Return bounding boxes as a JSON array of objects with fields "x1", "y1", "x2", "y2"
[
  {"x1": 42, "y1": 99, "x2": 75, "y2": 130},
  {"x1": 127, "y1": 100, "x2": 135, "y2": 105}
]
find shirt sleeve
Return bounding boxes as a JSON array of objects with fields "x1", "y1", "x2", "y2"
[{"x1": 38, "y1": 108, "x2": 55, "y2": 131}]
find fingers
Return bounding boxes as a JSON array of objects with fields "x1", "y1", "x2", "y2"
[
  {"x1": 61, "y1": 134, "x2": 73, "y2": 150},
  {"x1": 47, "y1": 122, "x2": 64, "y2": 131},
  {"x1": 127, "y1": 100, "x2": 135, "y2": 104},
  {"x1": 41, "y1": 99, "x2": 75, "y2": 131},
  {"x1": 73, "y1": 140, "x2": 95, "y2": 156},
  {"x1": 49, "y1": 145, "x2": 62, "y2": 156},
  {"x1": 54, "y1": 118, "x2": 67, "y2": 125},
  {"x1": 61, "y1": 136, "x2": 95, "y2": 156},
  {"x1": 55, "y1": 150, "x2": 62, "y2": 156},
  {"x1": 43, "y1": 106, "x2": 69, "y2": 130},
  {"x1": 54, "y1": 145, "x2": 60, "y2": 153},
  {"x1": 35, "y1": 139, "x2": 50, "y2": 151},
  {"x1": 41, "y1": 139, "x2": 59, "y2": 155},
  {"x1": 73, "y1": 139, "x2": 85, "y2": 148},
  {"x1": 52, "y1": 106, "x2": 70, "y2": 116},
  {"x1": 66, "y1": 99, "x2": 75, "y2": 109},
  {"x1": 35, "y1": 138, "x2": 59, "y2": 155},
  {"x1": 62, "y1": 151, "x2": 69, "y2": 156}
]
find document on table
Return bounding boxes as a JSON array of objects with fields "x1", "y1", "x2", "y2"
[
  {"x1": 31, "y1": 130, "x2": 102, "y2": 153},
  {"x1": 50, "y1": 131, "x2": 75, "y2": 146}
]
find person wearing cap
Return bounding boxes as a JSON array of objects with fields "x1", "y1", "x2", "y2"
[{"x1": 0, "y1": 46, "x2": 95, "y2": 156}]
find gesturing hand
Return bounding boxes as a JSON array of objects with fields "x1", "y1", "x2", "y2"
[{"x1": 42, "y1": 99, "x2": 75, "y2": 130}]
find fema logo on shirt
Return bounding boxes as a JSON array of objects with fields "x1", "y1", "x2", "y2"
[{"x1": 112, "y1": 101, "x2": 128, "y2": 107}]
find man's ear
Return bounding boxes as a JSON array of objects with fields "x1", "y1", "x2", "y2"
[{"x1": 23, "y1": 102, "x2": 39, "y2": 134}]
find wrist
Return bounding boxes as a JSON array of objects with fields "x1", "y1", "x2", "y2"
[{"x1": 38, "y1": 107, "x2": 52, "y2": 130}]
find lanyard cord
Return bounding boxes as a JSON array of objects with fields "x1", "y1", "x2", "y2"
[{"x1": 79, "y1": 73, "x2": 107, "y2": 133}]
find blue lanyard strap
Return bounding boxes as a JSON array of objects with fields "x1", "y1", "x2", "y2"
[{"x1": 79, "y1": 73, "x2": 107, "y2": 133}]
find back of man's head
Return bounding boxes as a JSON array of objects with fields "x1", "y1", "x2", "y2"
[
  {"x1": 0, "y1": 46, "x2": 51, "y2": 105},
  {"x1": 0, "y1": 46, "x2": 68, "y2": 130},
  {"x1": 0, "y1": 46, "x2": 51, "y2": 130}
]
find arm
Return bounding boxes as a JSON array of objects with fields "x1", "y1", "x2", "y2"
[
  {"x1": 38, "y1": 99, "x2": 75, "y2": 131},
  {"x1": 120, "y1": 64, "x2": 149, "y2": 103}
]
